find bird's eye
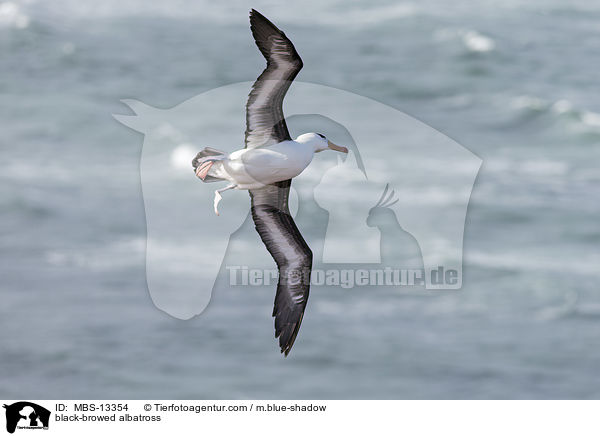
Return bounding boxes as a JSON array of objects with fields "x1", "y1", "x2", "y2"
[{"x1": 316, "y1": 133, "x2": 325, "y2": 139}]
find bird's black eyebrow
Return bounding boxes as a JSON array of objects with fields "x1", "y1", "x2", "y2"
[{"x1": 316, "y1": 133, "x2": 325, "y2": 139}]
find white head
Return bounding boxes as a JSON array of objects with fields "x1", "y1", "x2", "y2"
[{"x1": 295, "y1": 133, "x2": 349, "y2": 153}]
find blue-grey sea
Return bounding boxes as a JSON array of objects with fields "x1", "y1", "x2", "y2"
[{"x1": 1, "y1": 0, "x2": 599, "y2": 399}]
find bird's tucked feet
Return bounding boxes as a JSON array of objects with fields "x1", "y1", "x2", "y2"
[
  {"x1": 214, "y1": 191, "x2": 223, "y2": 216},
  {"x1": 213, "y1": 184, "x2": 237, "y2": 216}
]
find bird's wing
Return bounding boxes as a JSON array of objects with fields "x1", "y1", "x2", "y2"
[
  {"x1": 249, "y1": 180, "x2": 312, "y2": 356},
  {"x1": 245, "y1": 9, "x2": 303, "y2": 149}
]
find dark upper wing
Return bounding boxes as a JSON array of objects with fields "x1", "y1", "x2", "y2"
[
  {"x1": 249, "y1": 180, "x2": 312, "y2": 356},
  {"x1": 245, "y1": 9, "x2": 303, "y2": 149},
  {"x1": 246, "y1": 11, "x2": 310, "y2": 355}
]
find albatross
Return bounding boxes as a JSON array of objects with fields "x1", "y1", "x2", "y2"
[{"x1": 192, "y1": 9, "x2": 348, "y2": 355}]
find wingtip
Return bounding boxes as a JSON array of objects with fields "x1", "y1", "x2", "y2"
[
  {"x1": 249, "y1": 8, "x2": 261, "y2": 20},
  {"x1": 275, "y1": 316, "x2": 303, "y2": 357},
  {"x1": 249, "y1": 9, "x2": 276, "y2": 30},
  {"x1": 276, "y1": 330, "x2": 293, "y2": 357},
  {"x1": 280, "y1": 339, "x2": 292, "y2": 357}
]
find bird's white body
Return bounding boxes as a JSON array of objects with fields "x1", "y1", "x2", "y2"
[
  {"x1": 195, "y1": 133, "x2": 346, "y2": 215},
  {"x1": 219, "y1": 140, "x2": 316, "y2": 189}
]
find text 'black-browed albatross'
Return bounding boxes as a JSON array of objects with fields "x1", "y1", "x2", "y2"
[{"x1": 192, "y1": 9, "x2": 348, "y2": 356}]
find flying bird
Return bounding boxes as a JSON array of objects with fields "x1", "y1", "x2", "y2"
[{"x1": 192, "y1": 9, "x2": 348, "y2": 355}]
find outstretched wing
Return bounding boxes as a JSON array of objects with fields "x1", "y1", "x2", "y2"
[
  {"x1": 246, "y1": 11, "x2": 310, "y2": 355},
  {"x1": 245, "y1": 9, "x2": 303, "y2": 149},
  {"x1": 249, "y1": 180, "x2": 312, "y2": 356}
]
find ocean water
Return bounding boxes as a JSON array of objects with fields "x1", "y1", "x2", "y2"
[{"x1": 1, "y1": 0, "x2": 600, "y2": 399}]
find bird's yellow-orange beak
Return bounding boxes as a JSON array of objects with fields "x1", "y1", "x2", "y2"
[{"x1": 328, "y1": 140, "x2": 348, "y2": 153}]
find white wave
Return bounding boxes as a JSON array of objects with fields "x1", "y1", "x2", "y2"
[
  {"x1": 581, "y1": 111, "x2": 600, "y2": 127},
  {"x1": 511, "y1": 95, "x2": 547, "y2": 111},
  {"x1": 0, "y1": 1, "x2": 29, "y2": 28},
  {"x1": 1, "y1": 160, "x2": 74, "y2": 182},
  {"x1": 551, "y1": 99, "x2": 573, "y2": 114},
  {"x1": 485, "y1": 157, "x2": 569, "y2": 178},
  {"x1": 24, "y1": 0, "x2": 416, "y2": 27},
  {"x1": 510, "y1": 95, "x2": 600, "y2": 133},
  {"x1": 433, "y1": 28, "x2": 495, "y2": 52},
  {"x1": 519, "y1": 160, "x2": 568, "y2": 176},
  {"x1": 534, "y1": 290, "x2": 578, "y2": 321},
  {"x1": 462, "y1": 30, "x2": 495, "y2": 52},
  {"x1": 170, "y1": 144, "x2": 196, "y2": 170},
  {"x1": 61, "y1": 42, "x2": 76, "y2": 55},
  {"x1": 44, "y1": 237, "x2": 146, "y2": 270},
  {"x1": 320, "y1": 3, "x2": 417, "y2": 26},
  {"x1": 155, "y1": 122, "x2": 184, "y2": 142},
  {"x1": 467, "y1": 251, "x2": 600, "y2": 277},
  {"x1": 394, "y1": 187, "x2": 474, "y2": 206}
]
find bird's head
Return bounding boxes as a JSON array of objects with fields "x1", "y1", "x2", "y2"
[{"x1": 296, "y1": 133, "x2": 348, "y2": 153}]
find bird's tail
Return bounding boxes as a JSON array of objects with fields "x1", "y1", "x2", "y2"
[{"x1": 192, "y1": 147, "x2": 228, "y2": 183}]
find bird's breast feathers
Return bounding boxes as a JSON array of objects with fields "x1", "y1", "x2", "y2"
[{"x1": 224, "y1": 141, "x2": 313, "y2": 186}]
